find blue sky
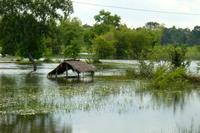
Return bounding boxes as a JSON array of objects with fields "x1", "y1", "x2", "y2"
[{"x1": 72, "y1": 0, "x2": 200, "y2": 29}]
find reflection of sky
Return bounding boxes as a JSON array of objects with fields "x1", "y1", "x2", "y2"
[
  {"x1": 72, "y1": 0, "x2": 200, "y2": 29},
  {"x1": 1, "y1": 63, "x2": 200, "y2": 132}
]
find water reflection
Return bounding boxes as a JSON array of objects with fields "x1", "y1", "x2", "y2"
[
  {"x1": 0, "y1": 114, "x2": 72, "y2": 133},
  {"x1": 137, "y1": 90, "x2": 191, "y2": 113},
  {"x1": 0, "y1": 73, "x2": 198, "y2": 114},
  {"x1": 0, "y1": 75, "x2": 17, "y2": 86},
  {"x1": 0, "y1": 63, "x2": 200, "y2": 133}
]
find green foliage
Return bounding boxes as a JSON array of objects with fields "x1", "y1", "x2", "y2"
[
  {"x1": 42, "y1": 21, "x2": 62, "y2": 57},
  {"x1": 64, "y1": 40, "x2": 81, "y2": 59},
  {"x1": 126, "y1": 60, "x2": 154, "y2": 79},
  {"x1": 93, "y1": 24, "x2": 114, "y2": 36},
  {"x1": 2, "y1": 5, "x2": 200, "y2": 62},
  {"x1": 186, "y1": 46, "x2": 200, "y2": 60},
  {"x1": 59, "y1": 18, "x2": 83, "y2": 46},
  {"x1": 83, "y1": 25, "x2": 95, "y2": 50},
  {"x1": 148, "y1": 45, "x2": 170, "y2": 61},
  {"x1": 114, "y1": 25, "x2": 131, "y2": 59},
  {"x1": 149, "y1": 45, "x2": 191, "y2": 66},
  {"x1": 138, "y1": 60, "x2": 154, "y2": 78},
  {"x1": 161, "y1": 26, "x2": 189, "y2": 45},
  {"x1": 126, "y1": 68, "x2": 138, "y2": 79},
  {"x1": 93, "y1": 32, "x2": 116, "y2": 59},
  {"x1": 145, "y1": 22, "x2": 161, "y2": 30},
  {"x1": 127, "y1": 29, "x2": 153, "y2": 59},
  {"x1": 151, "y1": 66, "x2": 189, "y2": 90},
  {"x1": 92, "y1": 21, "x2": 164, "y2": 60},
  {"x1": 94, "y1": 10, "x2": 121, "y2": 28},
  {"x1": 168, "y1": 45, "x2": 189, "y2": 68},
  {"x1": 0, "y1": 0, "x2": 73, "y2": 59},
  {"x1": 161, "y1": 26, "x2": 200, "y2": 45},
  {"x1": 59, "y1": 18, "x2": 84, "y2": 58},
  {"x1": 93, "y1": 10, "x2": 121, "y2": 35}
]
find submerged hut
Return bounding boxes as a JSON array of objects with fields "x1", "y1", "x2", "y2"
[{"x1": 48, "y1": 60, "x2": 96, "y2": 80}]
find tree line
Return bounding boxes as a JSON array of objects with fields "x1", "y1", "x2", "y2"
[
  {"x1": 1, "y1": 0, "x2": 200, "y2": 69},
  {"x1": 39, "y1": 10, "x2": 200, "y2": 60}
]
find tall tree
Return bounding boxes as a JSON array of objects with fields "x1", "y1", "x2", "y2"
[
  {"x1": 128, "y1": 29, "x2": 153, "y2": 59},
  {"x1": 59, "y1": 18, "x2": 84, "y2": 59},
  {"x1": 93, "y1": 10, "x2": 121, "y2": 35},
  {"x1": 145, "y1": 22, "x2": 160, "y2": 30},
  {"x1": 93, "y1": 32, "x2": 116, "y2": 60},
  {"x1": 114, "y1": 25, "x2": 130, "y2": 59},
  {"x1": 190, "y1": 26, "x2": 200, "y2": 45},
  {"x1": 94, "y1": 10, "x2": 121, "y2": 28},
  {"x1": 0, "y1": 0, "x2": 73, "y2": 71}
]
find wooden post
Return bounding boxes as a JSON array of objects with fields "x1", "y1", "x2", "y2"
[
  {"x1": 56, "y1": 69, "x2": 58, "y2": 79},
  {"x1": 91, "y1": 72, "x2": 94, "y2": 82},
  {"x1": 78, "y1": 72, "x2": 80, "y2": 80},
  {"x1": 66, "y1": 64, "x2": 68, "y2": 79}
]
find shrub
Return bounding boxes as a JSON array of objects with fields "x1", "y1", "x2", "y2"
[
  {"x1": 126, "y1": 60, "x2": 154, "y2": 79},
  {"x1": 150, "y1": 66, "x2": 190, "y2": 90},
  {"x1": 138, "y1": 60, "x2": 154, "y2": 78},
  {"x1": 168, "y1": 46, "x2": 190, "y2": 68},
  {"x1": 126, "y1": 68, "x2": 139, "y2": 79}
]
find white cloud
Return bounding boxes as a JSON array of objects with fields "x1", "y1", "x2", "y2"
[{"x1": 72, "y1": 0, "x2": 200, "y2": 29}]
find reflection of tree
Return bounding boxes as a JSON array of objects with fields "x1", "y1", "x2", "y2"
[
  {"x1": 152, "y1": 91, "x2": 187, "y2": 113},
  {"x1": 0, "y1": 75, "x2": 18, "y2": 110},
  {"x1": 0, "y1": 75, "x2": 17, "y2": 87},
  {"x1": 0, "y1": 74, "x2": 42, "y2": 113},
  {"x1": 0, "y1": 114, "x2": 72, "y2": 133},
  {"x1": 138, "y1": 89, "x2": 192, "y2": 113},
  {"x1": 24, "y1": 74, "x2": 40, "y2": 88}
]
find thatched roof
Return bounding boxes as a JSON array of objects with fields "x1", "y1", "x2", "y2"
[{"x1": 48, "y1": 60, "x2": 96, "y2": 76}]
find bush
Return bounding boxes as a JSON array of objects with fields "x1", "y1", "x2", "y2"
[
  {"x1": 150, "y1": 66, "x2": 190, "y2": 90},
  {"x1": 138, "y1": 60, "x2": 154, "y2": 78},
  {"x1": 168, "y1": 45, "x2": 190, "y2": 68},
  {"x1": 126, "y1": 60, "x2": 154, "y2": 79},
  {"x1": 126, "y1": 68, "x2": 138, "y2": 79},
  {"x1": 186, "y1": 46, "x2": 200, "y2": 60},
  {"x1": 148, "y1": 45, "x2": 170, "y2": 61}
]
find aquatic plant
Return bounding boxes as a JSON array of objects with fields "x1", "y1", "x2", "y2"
[
  {"x1": 168, "y1": 46, "x2": 190, "y2": 68},
  {"x1": 150, "y1": 66, "x2": 190, "y2": 90},
  {"x1": 126, "y1": 60, "x2": 154, "y2": 79}
]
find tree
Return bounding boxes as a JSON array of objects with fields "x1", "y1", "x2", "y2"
[
  {"x1": 83, "y1": 25, "x2": 95, "y2": 51},
  {"x1": 94, "y1": 10, "x2": 121, "y2": 28},
  {"x1": 93, "y1": 10, "x2": 121, "y2": 35},
  {"x1": 114, "y1": 25, "x2": 130, "y2": 59},
  {"x1": 64, "y1": 40, "x2": 81, "y2": 59},
  {"x1": 58, "y1": 18, "x2": 84, "y2": 59},
  {"x1": 127, "y1": 29, "x2": 153, "y2": 59},
  {"x1": 0, "y1": 0, "x2": 73, "y2": 71},
  {"x1": 42, "y1": 21, "x2": 63, "y2": 57},
  {"x1": 145, "y1": 22, "x2": 160, "y2": 30},
  {"x1": 168, "y1": 46, "x2": 189, "y2": 68},
  {"x1": 161, "y1": 26, "x2": 191, "y2": 45},
  {"x1": 190, "y1": 26, "x2": 200, "y2": 45},
  {"x1": 93, "y1": 32, "x2": 116, "y2": 59}
]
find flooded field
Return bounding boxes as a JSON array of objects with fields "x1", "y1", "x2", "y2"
[{"x1": 1, "y1": 62, "x2": 200, "y2": 133}]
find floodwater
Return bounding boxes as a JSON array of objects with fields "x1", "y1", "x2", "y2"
[{"x1": 0, "y1": 62, "x2": 200, "y2": 133}]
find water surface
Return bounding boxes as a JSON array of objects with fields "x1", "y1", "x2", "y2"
[{"x1": 0, "y1": 62, "x2": 200, "y2": 133}]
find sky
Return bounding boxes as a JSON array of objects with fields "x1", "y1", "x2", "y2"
[{"x1": 71, "y1": 0, "x2": 200, "y2": 29}]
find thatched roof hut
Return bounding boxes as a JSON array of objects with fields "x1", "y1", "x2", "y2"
[{"x1": 48, "y1": 60, "x2": 96, "y2": 78}]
